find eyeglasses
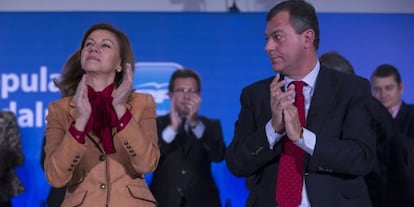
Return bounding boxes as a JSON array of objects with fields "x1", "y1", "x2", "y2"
[{"x1": 172, "y1": 88, "x2": 199, "y2": 94}]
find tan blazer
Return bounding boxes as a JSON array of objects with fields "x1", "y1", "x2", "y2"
[{"x1": 44, "y1": 92, "x2": 160, "y2": 207}]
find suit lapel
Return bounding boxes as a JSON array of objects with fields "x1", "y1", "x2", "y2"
[
  {"x1": 306, "y1": 67, "x2": 338, "y2": 135},
  {"x1": 395, "y1": 102, "x2": 407, "y2": 124}
]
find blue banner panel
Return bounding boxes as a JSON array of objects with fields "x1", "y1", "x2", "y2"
[{"x1": 1, "y1": 12, "x2": 413, "y2": 207}]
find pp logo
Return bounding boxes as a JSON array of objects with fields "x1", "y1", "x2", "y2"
[{"x1": 133, "y1": 62, "x2": 183, "y2": 115}]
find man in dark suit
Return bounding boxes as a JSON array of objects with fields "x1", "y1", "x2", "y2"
[
  {"x1": 225, "y1": 1, "x2": 376, "y2": 206},
  {"x1": 371, "y1": 64, "x2": 414, "y2": 206},
  {"x1": 320, "y1": 51, "x2": 409, "y2": 207},
  {"x1": 149, "y1": 69, "x2": 226, "y2": 207}
]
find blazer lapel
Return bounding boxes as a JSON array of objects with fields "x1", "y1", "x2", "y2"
[{"x1": 306, "y1": 67, "x2": 338, "y2": 135}]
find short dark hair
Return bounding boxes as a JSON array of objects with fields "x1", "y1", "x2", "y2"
[
  {"x1": 266, "y1": 0, "x2": 320, "y2": 50},
  {"x1": 168, "y1": 68, "x2": 202, "y2": 92},
  {"x1": 319, "y1": 51, "x2": 355, "y2": 74},
  {"x1": 371, "y1": 64, "x2": 402, "y2": 85}
]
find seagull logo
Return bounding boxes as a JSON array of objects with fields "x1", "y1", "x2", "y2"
[
  {"x1": 135, "y1": 82, "x2": 169, "y2": 104},
  {"x1": 133, "y1": 62, "x2": 183, "y2": 115}
]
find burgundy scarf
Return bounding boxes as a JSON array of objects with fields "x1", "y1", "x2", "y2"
[{"x1": 85, "y1": 84, "x2": 117, "y2": 154}]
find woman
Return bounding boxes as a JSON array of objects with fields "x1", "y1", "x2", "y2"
[
  {"x1": 43, "y1": 23, "x2": 160, "y2": 207},
  {"x1": 0, "y1": 111, "x2": 25, "y2": 207}
]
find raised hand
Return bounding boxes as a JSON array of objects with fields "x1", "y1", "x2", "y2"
[
  {"x1": 269, "y1": 74, "x2": 294, "y2": 133},
  {"x1": 73, "y1": 75, "x2": 92, "y2": 131},
  {"x1": 112, "y1": 63, "x2": 133, "y2": 118},
  {"x1": 185, "y1": 93, "x2": 201, "y2": 127},
  {"x1": 169, "y1": 97, "x2": 183, "y2": 132},
  {"x1": 282, "y1": 93, "x2": 302, "y2": 141}
]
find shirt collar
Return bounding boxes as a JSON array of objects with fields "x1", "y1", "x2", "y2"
[
  {"x1": 389, "y1": 101, "x2": 402, "y2": 118},
  {"x1": 284, "y1": 60, "x2": 320, "y2": 90}
]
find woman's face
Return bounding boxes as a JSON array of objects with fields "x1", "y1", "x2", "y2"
[{"x1": 80, "y1": 29, "x2": 122, "y2": 76}]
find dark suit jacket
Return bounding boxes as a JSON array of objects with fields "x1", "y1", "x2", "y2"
[
  {"x1": 363, "y1": 97, "x2": 409, "y2": 207},
  {"x1": 395, "y1": 102, "x2": 414, "y2": 140},
  {"x1": 150, "y1": 115, "x2": 226, "y2": 207},
  {"x1": 394, "y1": 102, "x2": 414, "y2": 205},
  {"x1": 225, "y1": 67, "x2": 376, "y2": 207},
  {"x1": 409, "y1": 142, "x2": 414, "y2": 171}
]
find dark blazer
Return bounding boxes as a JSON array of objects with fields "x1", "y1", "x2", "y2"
[
  {"x1": 394, "y1": 102, "x2": 414, "y2": 206},
  {"x1": 409, "y1": 142, "x2": 414, "y2": 170},
  {"x1": 395, "y1": 102, "x2": 414, "y2": 140},
  {"x1": 363, "y1": 97, "x2": 409, "y2": 207},
  {"x1": 150, "y1": 115, "x2": 226, "y2": 207},
  {"x1": 225, "y1": 67, "x2": 376, "y2": 207}
]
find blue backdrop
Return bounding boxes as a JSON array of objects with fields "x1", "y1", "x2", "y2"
[{"x1": 1, "y1": 12, "x2": 413, "y2": 207}]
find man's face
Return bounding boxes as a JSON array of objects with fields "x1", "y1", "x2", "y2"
[
  {"x1": 264, "y1": 11, "x2": 309, "y2": 77},
  {"x1": 169, "y1": 77, "x2": 200, "y2": 116},
  {"x1": 371, "y1": 75, "x2": 403, "y2": 109}
]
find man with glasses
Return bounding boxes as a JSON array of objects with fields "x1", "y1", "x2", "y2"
[{"x1": 149, "y1": 68, "x2": 226, "y2": 207}]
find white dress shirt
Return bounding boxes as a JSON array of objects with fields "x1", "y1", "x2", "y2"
[{"x1": 265, "y1": 60, "x2": 320, "y2": 207}]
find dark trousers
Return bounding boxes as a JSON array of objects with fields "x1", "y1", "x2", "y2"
[
  {"x1": 46, "y1": 187, "x2": 66, "y2": 207},
  {"x1": 0, "y1": 201, "x2": 12, "y2": 207}
]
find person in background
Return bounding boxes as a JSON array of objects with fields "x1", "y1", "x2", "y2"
[
  {"x1": 0, "y1": 111, "x2": 25, "y2": 207},
  {"x1": 319, "y1": 51, "x2": 355, "y2": 74},
  {"x1": 371, "y1": 64, "x2": 414, "y2": 206},
  {"x1": 43, "y1": 23, "x2": 160, "y2": 207},
  {"x1": 225, "y1": 1, "x2": 376, "y2": 206},
  {"x1": 149, "y1": 68, "x2": 226, "y2": 207},
  {"x1": 320, "y1": 51, "x2": 409, "y2": 206}
]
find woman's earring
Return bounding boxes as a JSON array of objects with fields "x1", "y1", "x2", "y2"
[{"x1": 115, "y1": 67, "x2": 122, "y2": 73}]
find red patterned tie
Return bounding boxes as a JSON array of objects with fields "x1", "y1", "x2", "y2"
[{"x1": 276, "y1": 81, "x2": 306, "y2": 207}]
